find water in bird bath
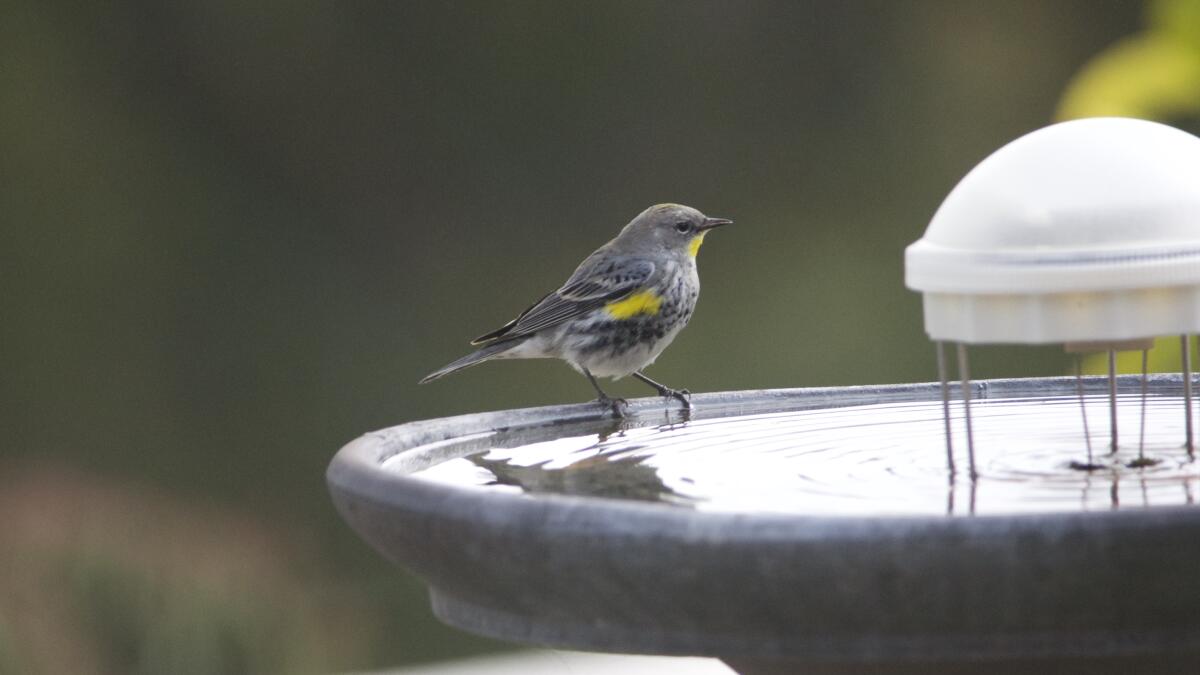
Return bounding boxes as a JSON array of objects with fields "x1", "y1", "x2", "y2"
[{"x1": 396, "y1": 390, "x2": 1200, "y2": 516}]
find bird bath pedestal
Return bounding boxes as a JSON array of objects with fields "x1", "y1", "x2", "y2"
[{"x1": 327, "y1": 378, "x2": 1200, "y2": 674}]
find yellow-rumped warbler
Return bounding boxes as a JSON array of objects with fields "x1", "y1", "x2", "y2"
[{"x1": 420, "y1": 203, "x2": 732, "y2": 415}]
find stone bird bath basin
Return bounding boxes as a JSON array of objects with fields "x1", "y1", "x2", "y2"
[{"x1": 327, "y1": 376, "x2": 1200, "y2": 673}]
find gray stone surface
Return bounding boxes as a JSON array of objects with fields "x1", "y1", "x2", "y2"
[{"x1": 327, "y1": 377, "x2": 1200, "y2": 671}]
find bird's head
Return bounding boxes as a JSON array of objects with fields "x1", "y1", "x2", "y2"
[{"x1": 615, "y1": 203, "x2": 732, "y2": 258}]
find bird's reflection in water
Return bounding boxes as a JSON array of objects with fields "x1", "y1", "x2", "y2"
[{"x1": 469, "y1": 408, "x2": 694, "y2": 504}]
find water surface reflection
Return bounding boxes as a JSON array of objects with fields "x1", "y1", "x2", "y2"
[{"x1": 402, "y1": 395, "x2": 1200, "y2": 516}]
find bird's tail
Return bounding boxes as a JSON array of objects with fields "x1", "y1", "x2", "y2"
[{"x1": 419, "y1": 340, "x2": 523, "y2": 384}]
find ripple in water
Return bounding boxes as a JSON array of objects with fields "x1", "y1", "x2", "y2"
[{"x1": 401, "y1": 394, "x2": 1200, "y2": 516}]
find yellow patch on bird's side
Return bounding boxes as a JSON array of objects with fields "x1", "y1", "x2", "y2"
[
  {"x1": 605, "y1": 290, "x2": 663, "y2": 319},
  {"x1": 687, "y1": 231, "x2": 708, "y2": 257}
]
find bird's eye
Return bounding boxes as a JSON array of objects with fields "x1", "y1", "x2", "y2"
[{"x1": 674, "y1": 221, "x2": 692, "y2": 234}]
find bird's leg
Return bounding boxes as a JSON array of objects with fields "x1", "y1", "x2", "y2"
[
  {"x1": 633, "y1": 371, "x2": 691, "y2": 410},
  {"x1": 582, "y1": 368, "x2": 627, "y2": 418}
]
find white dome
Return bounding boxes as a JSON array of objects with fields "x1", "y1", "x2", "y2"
[{"x1": 905, "y1": 118, "x2": 1200, "y2": 344}]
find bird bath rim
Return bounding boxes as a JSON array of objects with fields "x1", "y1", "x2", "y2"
[
  {"x1": 329, "y1": 376, "x2": 1200, "y2": 521},
  {"x1": 327, "y1": 376, "x2": 1200, "y2": 666}
]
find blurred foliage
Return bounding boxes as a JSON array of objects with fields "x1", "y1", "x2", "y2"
[
  {"x1": 1059, "y1": 0, "x2": 1200, "y2": 121},
  {"x1": 1057, "y1": 0, "x2": 1200, "y2": 375},
  {"x1": 0, "y1": 462, "x2": 373, "y2": 674},
  {"x1": 1, "y1": 1, "x2": 1147, "y2": 672}
]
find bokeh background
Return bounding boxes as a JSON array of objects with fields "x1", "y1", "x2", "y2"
[{"x1": 6, "y1": 0, "x2": 1199, "y2": 672}]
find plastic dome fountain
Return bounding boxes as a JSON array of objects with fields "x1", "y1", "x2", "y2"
[
  {"x1": 328, "y1": 118, "x2": 1200, "y2": 674},
  {"x1": 906, "y1": 117, "x2": 1200, "y2": 476}
]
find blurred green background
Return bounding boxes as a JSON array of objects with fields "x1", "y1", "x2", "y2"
[{"x1": 4, "y1": 0, "x2": 1194, "y2": 673}]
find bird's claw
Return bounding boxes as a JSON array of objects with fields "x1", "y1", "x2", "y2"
[
  {"x1": 656, "y1": 387, "x2": 692, "y2": 410},
  {"x1": 597, "y1": 396, "x2": 629, "y2": 418}
]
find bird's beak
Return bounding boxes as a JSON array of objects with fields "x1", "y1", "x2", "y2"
[{"x1": 699, "y1": 217, "x2": 733, "y2": 231}]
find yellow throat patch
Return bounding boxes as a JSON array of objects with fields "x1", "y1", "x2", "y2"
[
  {"x1": 605, "y1": 289, "x2": 662, "y2": 319},
  {"x1": 687, "y1": 231, "x2": 708, "y2": 258}
]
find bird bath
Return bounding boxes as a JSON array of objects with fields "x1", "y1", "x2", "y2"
[{"x1": 327, "y1": 376, "x2": 1200, "y2": 674}]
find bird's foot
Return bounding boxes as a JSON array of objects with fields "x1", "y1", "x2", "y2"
[
  {"x1": 596, "y1": 396, "x2": 629, "y2": 418},
  {"x1": 653, "y1": 386, "x2": 692, "y2": 410}
]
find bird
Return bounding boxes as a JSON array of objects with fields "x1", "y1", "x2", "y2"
[{"x1": 420, "y1": 203, "x2": 732, "y2": 416}]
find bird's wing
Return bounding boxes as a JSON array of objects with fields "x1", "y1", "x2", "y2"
[{"x1": 471, "y1": 258, "x2": 655, "y2": 344}]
